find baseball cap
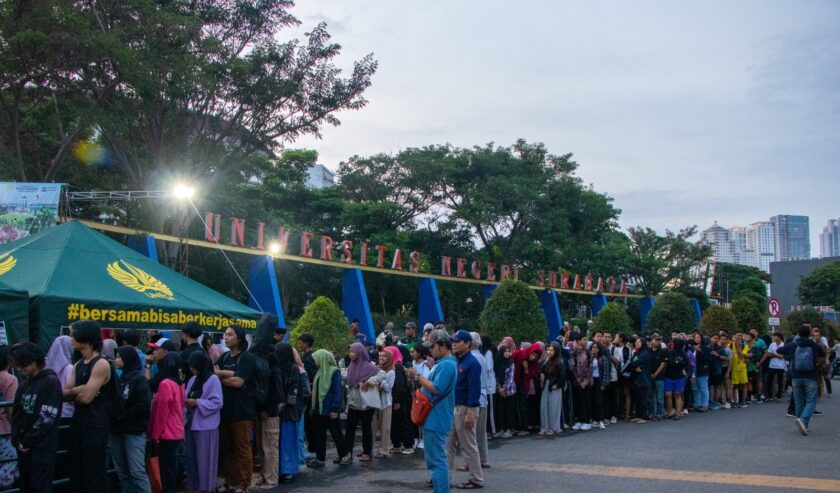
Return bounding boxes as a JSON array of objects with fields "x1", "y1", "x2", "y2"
[
  {"x1": 148, "y1": 337, "x2": 176, "y2": 351},
  {"x1": 424, "y1": 329, "x2": 451, "y2": 347},
  {"x1": 451, "y1": 330, "x2": 472, "y2": 344}
]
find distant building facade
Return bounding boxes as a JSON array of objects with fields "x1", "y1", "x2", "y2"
[
  {"x1": 820, "y1": 219, "x2": 840, "y2": 258},
  {"x1": 746, "y1": 221, "x2": 776, "y2": 272},
  {"x1": 771, "y1": 214, "x2": 810, "y2": 261},
  {"x1": 306, "y1": 164, "x2": 335, "y2": 189}
]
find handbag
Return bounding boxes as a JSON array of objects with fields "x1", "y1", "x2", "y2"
[
  {"x1": 146, "y1": 440, "x2": 163, "y2": 493},
  {"x1": 410, "y1": 381, "x2": 453, "y2": 426}
]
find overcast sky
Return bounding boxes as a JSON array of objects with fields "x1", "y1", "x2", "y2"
[{"x1": 289, "y1": 1, "x2": 840, "y2": 256}]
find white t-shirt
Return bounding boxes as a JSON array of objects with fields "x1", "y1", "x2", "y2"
[{"x1": 768, "y1": 342, "x2": 786, "y2": 370}]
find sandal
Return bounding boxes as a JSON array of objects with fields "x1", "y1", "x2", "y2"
[
  {"x1": 457, "y1": 481, "x2": 484, "y2": 489},
  {"x1": 359, "y1": 454, "x2": 372, "y2": 462}
]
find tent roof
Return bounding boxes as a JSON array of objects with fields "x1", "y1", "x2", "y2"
[{"x1": 0, "y1": 221, "x2": 260, "y2": 332}]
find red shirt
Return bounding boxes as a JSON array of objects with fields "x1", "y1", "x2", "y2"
[{"x1": 149, "y1": 379, "x2": 185, "y2": 440}]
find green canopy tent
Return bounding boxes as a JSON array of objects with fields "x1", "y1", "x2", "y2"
[
  {"x1": 0, "y1": 220, "x2": 261, "y2": 348},
  {"x1": 0, "y1": 280, "x2": 28, "y2": 344}
]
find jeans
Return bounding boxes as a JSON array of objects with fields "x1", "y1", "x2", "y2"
[
  {"x1": 424, "y1": 428, "x2": 450, "y2": 493},
  {"x1": 648, "y1": 380, "x2": 665, "y2": 418},
  {"x1": 792, "y1": 379, "x2": 819, "y2": 427},
  {"x1": 692, "y1": 376, "x2": 710, "y2": 409},
  {"x1": 109, "y1": 433, "x2": 151, "y2": 493}
]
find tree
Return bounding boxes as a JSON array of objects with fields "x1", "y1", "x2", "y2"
[
  {"x1": 712, "y1": 263, "x2": 772, "y2": 301},
  {"x1": 732, "y1": 276, "x2": 768, "y2": 308},
  {"x1": 797, "y1": 261, "x2": 840, "y2": 308},
  {"x1": 593, "y1": 302, "x2": 633, "y2": 336},
  {"x1": 699, "y1": 305, "x2": 738, "y2": 336},
  {"x1": 731, "y1": 297, "x2": 766, "y2": 333},
  {"x1": 647, "y1": 292, "x2": 696, "y2": 334},
  {"x1": 673, "y1": 285, "x2": 711, "y2": 312},
  {"x1": 625, "y1": 226, "x2": 712, "y2": 295},
  {"x1": 289, "y1": 296, "x2": 354, "y2": 357},
  {"x1": 782, "y1": 307, "x2": 831, "y2": 339},
  {"x1": 479, "y1": 280, "x2": 546, "y2": 344}
]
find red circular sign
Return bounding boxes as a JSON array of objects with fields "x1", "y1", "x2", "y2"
[{"x1": 768, "y1": 298, "x2": 781, "y2": 317}]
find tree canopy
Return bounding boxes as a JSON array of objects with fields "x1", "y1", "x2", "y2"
[
  {"x1": 625, "y1": 226, "x2": 712, "y2": 296},
  {"x1": 647, "y1": 292, "x2": 696, "y2": 334},
  {"x1": 699, "y1": 305, "x2": 738, "y2": 336},
  {"x1": 592, "y1": 302, "x2": 633, "y2": 336},
  {"x1": 797, "y1": 261, "x2": 840, "y2": 308}
]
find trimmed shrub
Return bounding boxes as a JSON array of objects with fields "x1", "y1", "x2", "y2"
[{"x1": 480, "y1": 280, "x2": 546, "y2": 343}]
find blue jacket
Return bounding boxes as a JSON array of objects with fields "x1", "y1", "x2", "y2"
[
  {"x1": 455, "y1": 351, "x2": 482, "y2": 407},
  {"x1": 313, "y1": 369, "x2": 343, "y2": 416}
]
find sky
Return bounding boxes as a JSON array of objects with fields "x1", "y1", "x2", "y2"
[{"x1": 288, "y1": 1, "x2": 840, "y2": 256}]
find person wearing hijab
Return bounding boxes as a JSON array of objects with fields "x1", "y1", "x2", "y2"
[
  {"x1": 45, "y1": 335, "x2": 75, "y2": 419},
  {"x1": 275, "y1": 343, "x2": 309, "y2": 484},
  {"x1": 627, "y1": 337, "x2": 652, "y2": 423},
  {"x1": 343, "y1": 342, "x2": 385, "y2": 462},
  {"x1": 101, "y1": 339, "x2": 118, "y2": 362},
  {"x1": 149, "y1": 352, "x2": 185, "y2": 493},
  {"x1": 184, "y1": 351, "x2": 223, "y2": 493},
  {"x1": 385, "y1": 346, "x2": 414, "y2": 455},
  {"x1": 540, "y1": 341, "x2": 566, "y2": 435},
  {"x1": 493, "y1": 343, "x2": 516, "y2": 438},
  {"x1": 249, "y1": 314, "x2": 282, "y2": 490},
  {"x1": 109, "y1": 346, "x2": 152, "y2": 493},
  {"x1": 371, "y1": 348, "x2": 396, "y2": 458},
  {"x1": 308, "y1": 349, "x2": 350, "y2": 467}
]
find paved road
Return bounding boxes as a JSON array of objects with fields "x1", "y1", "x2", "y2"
[{"x1": 264, "y1": 392, "x2": 839, "y2": 492}]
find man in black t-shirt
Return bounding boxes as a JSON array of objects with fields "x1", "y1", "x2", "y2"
[
  {"x1": 215, "y1": 325, "x2": 257, "y2": 491},
  {"x1": 657, "y1": 339, "x2": 688, "y2": 419},
  {"x1": 179, "y1": 321, "x2": 204, "y2": 377}
]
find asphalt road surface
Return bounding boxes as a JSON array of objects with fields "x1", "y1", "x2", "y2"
[{"x1": 262, "y1": 392, "x2": 839, "y2": 492}]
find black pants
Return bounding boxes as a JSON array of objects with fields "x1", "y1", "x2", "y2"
[
  {"x1": 605, "y1": 382, "x2": 618, "y2": 419},
  {"x1": 390, "y1": 404, "x2": 414, "y2": 449},
  {"x1": 304, "y1": 402, "x2": 317, "y2": 453},
  {"x1": 18, "y1": 449, "x2": 55, "y2": 493},
  {"x1": 158, "y1": 439, "x2": 180, "y2": 493},
  {"x1": 765, "y1": 368, "x2": 785, "y2": 399},
  {"x1": 590, "y1": 385, "x2": 605, "y2": 421},
  {"x1": 345, "y1": 408, "x2": 375, "y2": 456},
  {"x1": 562, "y1": 385, "x2": 573, "y2": 426},
  {"x1": 527, "y1": 393, "x2": 541, "y2": 429},
  {"x1": 824, "y1": 374, "x2": 832, "y2": 395},
  {"x1": 312, "y1": 413, "x2": 348, "y2": 461},
  {"x1": 494, "y1": 394, "x2": 516, "y2": 430},
  {"x1": 632, "y1": 385, "x2": 649, "y2": 419},
  {"x1": 514, "y1": 383, "x2": 529, "y2": 431},
  {"x1": 70, "y1": 426, "x2": 109, "y2": 493},
  {"x1": 573, "y1": 385, "x2": 590, "y2": 423}
]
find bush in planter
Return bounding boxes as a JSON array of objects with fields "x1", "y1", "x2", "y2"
[
  {"x1": 699, "y1": 305, "x2": 738, "y2": 336},
  {"x1": 592, "y1": 302, "x2": 633, "y2": 336},
  {"x1": 290, "y1": 296, "x2": 355, "y2": 357},
  {"x1": 479, "y1": 280, "x2": 546, "y2": 343}
]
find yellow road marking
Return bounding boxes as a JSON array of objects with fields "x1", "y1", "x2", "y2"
[{"x1": 497, "y1": 463, "x2": 840, "y2": 492}]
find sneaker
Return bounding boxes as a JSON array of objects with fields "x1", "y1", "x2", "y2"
[
  {"x1": 813, "y1": 410, "x2": 823, "y2": 416},
  {"x1": 795, "y1": 418, "x2": 809, "y2": 436},
  {"x1": 610, "y1": 417, "x2": 617, "y2": 424},
  {"x1": 724, "y1": 402, "x2": 732, "y2": 409},
  {"x1": 400, "y1": 448, "x2": 415, "y2": 455},
  {"x1": 572, "y1": 422, "x2": 582, "y2": 430},
  {"x1": 598, "y1": 421, "x2": 606, "y2": 430},
  {"x1": 417, "y1": 439, "x2": 424, "y2": 449},
  {"x1": 414, "y1": 439, "x2": 420, "y2": 449},
  {"x1": 683, "y1": 409, "x2": 689, "y2": 415},
  {"x1": 581, "y1": 423, "x2": 592, "y2": 431},
  {"x1": 786, "y1": 412, "x2": 795, "y2": 417},
  {"x1": 306, "y1": 459, "x2": 325, "y2": 469}
]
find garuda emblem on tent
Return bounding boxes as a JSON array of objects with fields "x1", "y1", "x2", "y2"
[
  {"x1": 107, "y1": 260, "x2": 175, "y2": 301},
  {"x1": 0, "y1": 254, "x2": 15, "y2": 276}
]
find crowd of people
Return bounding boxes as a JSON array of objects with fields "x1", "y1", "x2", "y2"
[{"x1": 0, "y1": 316, "x2": 835, "y2": 493}]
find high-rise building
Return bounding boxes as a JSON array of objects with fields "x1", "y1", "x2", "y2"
[
  {"x1": 701, "y1": 222, "x2": 735, "y2": 264},
  {"x1": 729, "y1": 227, "x2": 748, "y2": 265},
  {"x1": 305, "y1": 164, "x2": 335, "y2": 189},
  {"x1": 771, "y1": 215, "x2": 810, "y2": 261},
  {"x1": 820, "y1": 219, "x2": 840, "y2": 258},
  {"x1": 746, "y1": 221, "x2": 776, "y2": 272}
]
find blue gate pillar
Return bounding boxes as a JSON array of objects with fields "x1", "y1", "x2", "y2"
[
  {"x1": 127, "y1": 235, "x2": 158, "y2": 262},
  {"x1": 419, "y1": 278, "x2": 445, "y2": 328},
  {"x1": 592, "y1": 294, "x2": 608, "y2": 317},
  {"x1": 690, "y1": 299, "x2": 702, "y2": 325},
  {"x1": 247, "y1": 255, "x2": 287, "y2": 329},
  {"x1": 640, "y1": 296, "x2": 655, "y2": 331},
  {"x1": 483, "y1": 285, "x2": 498, "y2": 301},
  {"x1": 342, "y1": 269, "x2": 375, "y2": 343},
  {"x1": 540, "y1": 290, "x2": 563, "y2": 341}
]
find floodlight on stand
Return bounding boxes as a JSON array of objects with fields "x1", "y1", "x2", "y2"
[{"x1": 172, "y1": 183, "x2": 196, "y2": 200}]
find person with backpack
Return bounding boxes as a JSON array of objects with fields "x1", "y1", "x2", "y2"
[
  {"x1": 110, "y1": 346, "x2": 152, "y2": 493},
  {"x1": 149, "y1": 353, "x2": 185, "y2": 493},
  {"x1": 778, "y1": 324, "x2": 826, "y2": 435},
  {"x1": 214, "y1": 325, "x2": 258, "y2": 493},
  {"x1": 9, "y1": 342, "x2": 63, "y2": 493},
  {"x1": 62, "y1": 320, "x2": 114, "y2": 493},
  {"x1": 249, "y1": 314, "x2": 282, "y2": 489},
  {"x1": 184, "y1": 351, "x2": 223, "y2": 493}
]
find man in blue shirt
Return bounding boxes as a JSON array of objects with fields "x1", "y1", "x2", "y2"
[
  {"x1": 447, "y1": 330, "x2": 484, "y2": 489},
  {"x1": 408, "y1": 330, "x2": 457, "y2": 493}
]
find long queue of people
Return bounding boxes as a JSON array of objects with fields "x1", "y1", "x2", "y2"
[{"x1": 0, "y1": 316, "x2": 834, "y2": 493}]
